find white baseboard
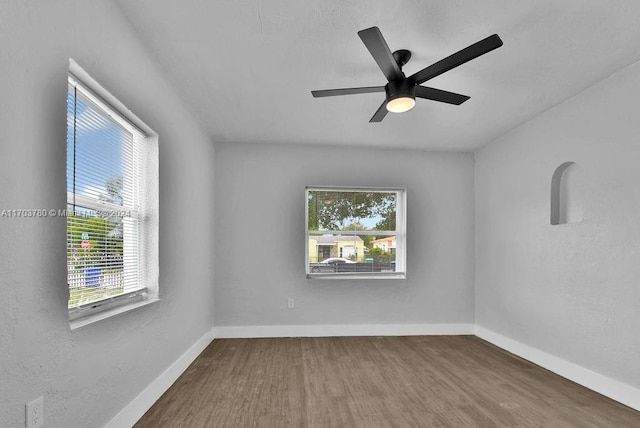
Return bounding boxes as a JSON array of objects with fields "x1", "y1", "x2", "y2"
[
  {"x1": 475, "y1": 325, "x2": 640, "y2": 412},
  {"x1": 104, "y1": 330, "x2": 214, "y2": 428},
  {"x1": 212, "y1": 323, "x2": 475, "y2": 338}
]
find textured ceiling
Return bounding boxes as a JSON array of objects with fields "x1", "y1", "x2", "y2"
[{"x1": 117, "y1": 0, "x2": 640, "y2": 151}]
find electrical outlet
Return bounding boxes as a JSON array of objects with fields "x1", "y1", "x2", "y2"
[
  {"x1": 287, "y1": 297, "x2": 294, "y2": 309},
  {"x1": 26, "y1": 396, "x2": 44, "y2": 428}
]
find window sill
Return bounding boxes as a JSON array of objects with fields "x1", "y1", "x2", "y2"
[
  {"x1": 69, "y1": 297, "x2": 159, "y2": 330},
  {"x1": 307, "y1": 272, "x2": 406, "y2": 280}
]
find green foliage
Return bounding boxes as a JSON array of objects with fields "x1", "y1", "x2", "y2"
[
  {"x1": 67, "y1": 213, "x2": 122, "y2": 267},
  {"x1": 343, "y1": 221, "x2": 367, "y2": 230},
  {"x1": 67, "y1": 175, "x2": 124, "y2": 269},
  {"x1": 308, "y1": 191, "x2": 396, "y2": 230},
  {"x1": 343, "y1": 221, "x2": 373, "y2": 247},
  {"x1": 368, "y1": 247, "x2": 396, "y2": 262},
  {"x1": 374, "y1": 198, "x2": 396, "y2": 230}
]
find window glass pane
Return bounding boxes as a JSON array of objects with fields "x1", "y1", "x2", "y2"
[
  {"x1": 67, "y1": 84, "x2": 131, "y2": 207},
  {"x1": 307, "y1": 190, "x2": 396, "y2": 231},
  {"x1": 307, "y1": 187, "x2": 404, "y2": 277},
  {"x1": 67, "y1": 205, "x2": 125, "y2": 308},
  {"x1": 308, "y1": 233, "x2": 397, "y2": 273},
  {"x1": 67, "y1": 79, "x2": 139, "y2": 310}
]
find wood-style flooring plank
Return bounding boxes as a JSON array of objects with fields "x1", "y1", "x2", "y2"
[{"x1": 134, "y1": 336, "x2": 640, "y2": 428}]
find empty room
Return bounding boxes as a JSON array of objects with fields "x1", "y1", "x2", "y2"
[{"x1": 2, "y1": 1, "x2": 640, "y2": 427}]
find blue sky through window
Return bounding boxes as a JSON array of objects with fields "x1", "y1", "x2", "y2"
[{"x1": 67, "y1": 86, "x2": 129, "y2": 205}]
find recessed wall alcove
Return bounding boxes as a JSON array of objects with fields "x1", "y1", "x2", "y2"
[{"x1": 550, "y1": 161, "x2": 584, "y2": 225}]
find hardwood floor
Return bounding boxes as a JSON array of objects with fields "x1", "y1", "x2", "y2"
[{"x1": 135, "y1": 336, "x2": 640, "y2": 427}]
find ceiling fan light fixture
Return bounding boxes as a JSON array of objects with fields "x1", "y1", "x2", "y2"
[
  {"x1": 385, "y1": 80, "x2": 416, "y2": 114},
  {"x1": 386, "y1": 96, "x2": 415, "y2": 113}
]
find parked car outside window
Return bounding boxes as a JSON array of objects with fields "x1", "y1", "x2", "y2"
[{"x1": 321, "y1": 257, "x2": 356, "y2": 265}]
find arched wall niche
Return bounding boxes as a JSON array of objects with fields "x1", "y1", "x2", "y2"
[{"x1": 550, "y1": 161, "x2": 584, "y2": 225}]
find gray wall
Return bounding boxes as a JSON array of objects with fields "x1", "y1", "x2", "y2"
[
  {"x1": 214, "y1": 142, "x2": 475, "y2": 327},
  {"x1": 4, "y1": 1, "x2": 639, "y2": 425},
  {"x1": 0, "y1": 2, "x2": 214, "y2": 427},
  {"x1": 475, "y1": 58, "x2": 640, "y2": 388}
]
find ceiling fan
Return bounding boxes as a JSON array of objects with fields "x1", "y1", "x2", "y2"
[{"x1": 311, "y1": 27, "x2": 503, "y2": 122}]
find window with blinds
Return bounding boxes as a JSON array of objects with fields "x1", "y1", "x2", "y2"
[{"x1": 67, "y1": 67, "x2": 158, "y2": 326}]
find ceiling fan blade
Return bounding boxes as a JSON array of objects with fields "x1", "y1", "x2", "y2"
[
  {"x1": 409, "y1": 34, "x2": 503, "y2": 85},
  {"x1": 369, "y1": 100, "x2": 388, "y2": 122},
  {"x1": 415, "y1": 86, "x2": 470, "y2": 105},
  {"x1": 358, "y1": 27, "x2": 404, "y2": 82},
  {"x1": 311, "y1": 86, "x2": 385, "y2": 98}
]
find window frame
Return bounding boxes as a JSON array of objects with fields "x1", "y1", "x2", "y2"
[
  {"x1": 67, "y1": 59, "x2": 159, "y2": 329},
  {"x1": 305, "y1": 186, "x2": 407, "y2": 280}
]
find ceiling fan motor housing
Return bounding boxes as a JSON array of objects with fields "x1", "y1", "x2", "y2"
[{"x1": 385, "y1": 79, "x2": 416, "y2": 103}]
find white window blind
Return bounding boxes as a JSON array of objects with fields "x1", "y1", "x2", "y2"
[{"x1": 67, "y1": 73, "x2": 152, "y2": 321}]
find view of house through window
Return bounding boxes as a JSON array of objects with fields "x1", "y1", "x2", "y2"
[
  {"x1": 306, "y1": 187, "x2": 406, "y2": 278},
  {"x1": 67, "y1": 71, "x2": 155, "y2": 321}
]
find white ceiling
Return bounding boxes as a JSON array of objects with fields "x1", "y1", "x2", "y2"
[{"x1": 117, "y1": 0, "x2": 640, "y2": 151}]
